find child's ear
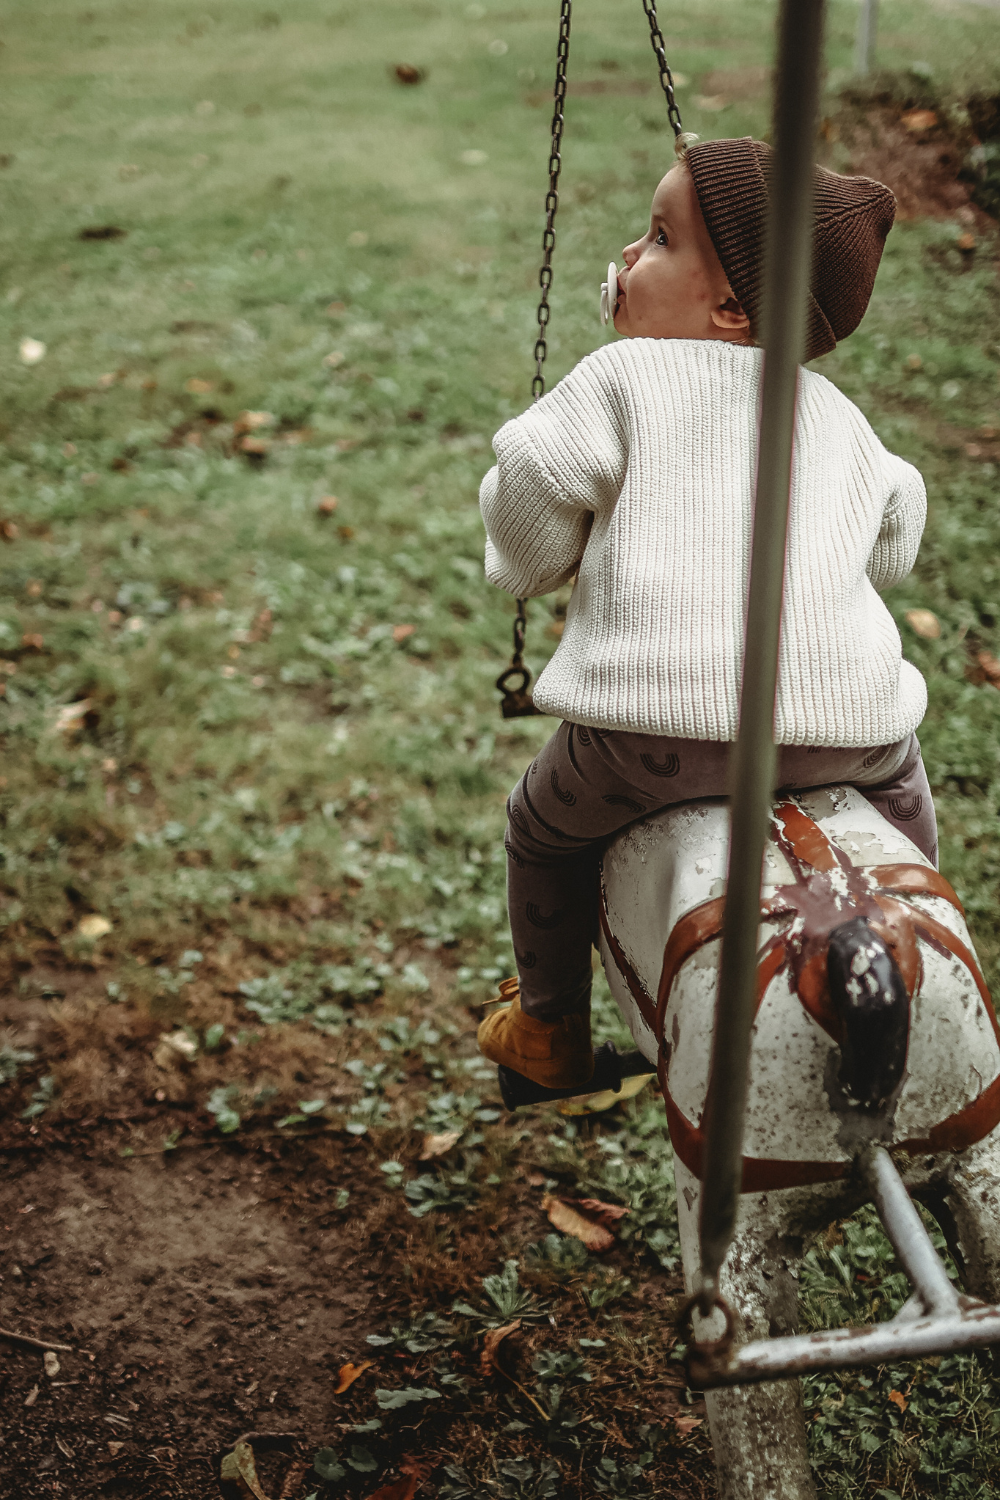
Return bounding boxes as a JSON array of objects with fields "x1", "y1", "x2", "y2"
[{"x1": 711, "y1": 294, "x2": 750, "y2": 332}]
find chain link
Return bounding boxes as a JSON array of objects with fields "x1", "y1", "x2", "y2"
[
  {"x1": 641, "y1": 0, "x2": 685, "y2": 139},
  {"x1": 531, "y1": 0, "x2": 572, "y2": 404}
]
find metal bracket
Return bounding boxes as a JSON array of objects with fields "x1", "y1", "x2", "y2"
[{"x1": 687, "y1": 1146, "x2": 1000, "y2": 1389}]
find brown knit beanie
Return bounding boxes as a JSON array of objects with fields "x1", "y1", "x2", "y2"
[{"x1": 685, "y1": 137, "x2": 896, "y2": 361}]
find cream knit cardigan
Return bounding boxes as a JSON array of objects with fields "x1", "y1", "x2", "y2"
[{"x1": 480, "y1": 338, "x2": 927, "y2": 746}]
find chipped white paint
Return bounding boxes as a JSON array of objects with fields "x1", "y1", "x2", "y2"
[{"x1": 599, "y1": 785, "x2": 1000, "y2": 1500}]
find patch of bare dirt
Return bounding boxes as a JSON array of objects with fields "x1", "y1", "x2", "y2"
[
  {"x1": 0, "y1": 1122, "x2": 712, "y2": 1500},
  {"x1": 0, "y1": 1138, "x2": 378, "y2": 1498}
]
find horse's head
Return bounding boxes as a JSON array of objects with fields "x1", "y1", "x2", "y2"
[{"x1": 599, "y1": 786, "x2": 998, "y2": 1192}]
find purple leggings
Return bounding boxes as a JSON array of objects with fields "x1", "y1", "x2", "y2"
[{"x1": 506, "y1": 726, "x2": 937, "y2": 1021}]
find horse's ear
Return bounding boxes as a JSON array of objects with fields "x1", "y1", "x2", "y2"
[{"x1": 827, "y1": 916, "x2": 910, "y2": 1111}]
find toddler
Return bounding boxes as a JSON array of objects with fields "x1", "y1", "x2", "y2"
[{"x1": 477, "y1": 137, "x2": 934, "y2": 1092}]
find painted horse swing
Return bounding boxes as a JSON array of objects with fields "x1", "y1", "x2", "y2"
[{"x1": 491, "y1": 2, "x2": 1000, "y2": 1497}]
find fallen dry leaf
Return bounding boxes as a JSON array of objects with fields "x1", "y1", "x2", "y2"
[
  {"x1": 153, "y1": 1030, "x2": 198, "y2": 1070},
  {"x1": 363, "y1": 1460, "x2": 431, "y2": 1500},
  {"x1": 542, "y1": 1194, "x2": 616, "y2": 1252},
  {"x1": 673, "y1": 1413, "x2": 703, "y2": 1434},
  {"x1": 392, "y1": 623, "x2": 416, "y2": 644},
  {"x1": 107, "y1": 1441, "x2": 125, "y2": 1457},
  {"x1": 573, "y1": 1197, "x2": 630, "y2": 1229},
  {"x1": 888, "y1": 1389, "x2": 907, "y2": 1412},
  {"x1": 900, "y1": 107, "x2": 937, "y2": 133},
  {"x1": 480, "y1": 1319, "x2": 521, "y2": 1376},
  {"x1": 1, "y1": 520, "x2": 18, "y2": 541},
  {"x1": 77, "y1": 914, "x2": 112, "y2": 940},
  {"x1": 220, "y1": 1440, "x2": 271, "y2": 1500},
  {"x1": 235, "y1": 410, "x2": 276, "y2": 433},
  {"x1": 24, "y1": 1384, "x2": 39, "y2": 1407},
  {"x1": 904, "y1": 608, "x2": 940, "y2": 640},
  {"x1": 43, "y1": 1351, "x2": 60, "y2": 1378},
  {"x1": 957, "y1": 232, "x2": 977, "y2": 253},
  {"x1": 53, "y1": 699, "x2": 91, "y2": 735},
  {"x1": 526, "y1": 1171, "x2": 547, "y2": 1187},
  {"x1": 317, "y1": 495, "x2": 338, "y2": 515},
  {"x1": 976, "y1": 651, "x2": 1000, "y2": 687},
  {"x1": 184, "y1": 377, "x2": 214, "y2": 394},
  {"x1": 394, "y1": 64, "x2": 424, "y2": 85},
  {"x1": 420, "y1": 1129, "x2": 462, "y2": 1160},
  {"x1": 334, "y1": 1359, "x2": 374, "y2": 1395},
  {"x1": 21, "y1": 633, "x2": 44, "y2": 650},
  {"x1": 240, "y1": 436, "x2": 270, "y2": 455},
  {"x1": 279, "y1": 1460, "x2": 310, "y2": 1499}
]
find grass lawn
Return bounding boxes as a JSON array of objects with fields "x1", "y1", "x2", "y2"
[{"x1": 2, "y1": 0, "x2": 1000, "y2": 1495}]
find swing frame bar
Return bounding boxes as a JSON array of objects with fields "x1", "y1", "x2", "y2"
[{"x1": 689, "y1": 0, "x2": 1000, "y2": 1388}]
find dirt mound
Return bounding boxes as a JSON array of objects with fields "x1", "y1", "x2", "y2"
[{"x1": 832, "y1": 106, "x2": 978, "y2": 221}]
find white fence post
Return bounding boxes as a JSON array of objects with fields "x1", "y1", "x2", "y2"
[{"x1": 854, "y1": 0, "x2": 878, "y2": 75}]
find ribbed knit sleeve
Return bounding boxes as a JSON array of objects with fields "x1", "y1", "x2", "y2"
[
  {"x1": 866, "y1": 450, "x2": 927, "y2": 592},
  {"x1": 480, "y1": 352, "x2": 627, "y2": 598}
]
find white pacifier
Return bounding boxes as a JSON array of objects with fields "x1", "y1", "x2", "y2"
[{"x1": 600, "y1": 261, "x2": 619, "y2": 326}]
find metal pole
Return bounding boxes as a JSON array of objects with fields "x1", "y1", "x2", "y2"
[
  {"x1": 695, "y1": 0, "x2": 827, "y2": 1304},
  {"x1": 854, "y1": 0, "x2": 878, "y2": 76},
  {"x1": 860, "y1": 1147, "x2": 960, "y2": 1315}
]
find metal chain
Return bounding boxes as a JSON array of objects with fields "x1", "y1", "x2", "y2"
[
  {"x1": 506, "y1": 0, "x2": 688, "y2": 715},
  {"x1": 641, "y1": 0, "x2": 685, "y2": 139},
  {"x1": 531, "y1": 0, "x2": 572, "y2": 403},
  {"x1": 505, "y1": 0, "x2": 572, "y2": 716},
  {"x1": 512, "y1": 596, "x2": 528, "y2": 667}
]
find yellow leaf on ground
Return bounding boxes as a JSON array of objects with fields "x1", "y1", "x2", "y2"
[
  {"x1": 77, "y1": 914, "x2": 112, "y2": 939},
  {"x1": 900, "y1": 108, "x2": 937, "y2": 133},
  {"x1": 541, "y1": 1195, "x2": 616, "y2": 1252},
  {"x1": 419, "y1": 1129, "x2": 461, "y2": 1160},
  {"x1": 904, "y1": 608, "x2": 940, "y2": 639},
  {"x1": 888, "y1": 1389, "x2": 907, "y2": 1412},
  {"x1": 334, "y1": 1358, "x2": 374, "y2": 1395},
  {"x1": 557, "y1": 1072, "x2": 652, "y2": 1115},
  {"x1": 480, "y1": 1319, "x2": 521, "y2": 1376}
]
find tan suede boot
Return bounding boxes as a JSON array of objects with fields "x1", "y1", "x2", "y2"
[{"x1": 477, "y1": 978, "x2": 594, "y2": 1090}]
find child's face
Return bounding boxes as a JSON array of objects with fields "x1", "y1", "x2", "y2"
[{"x1": 613, "y1": 165, "x2": 750, "y2": 343}]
